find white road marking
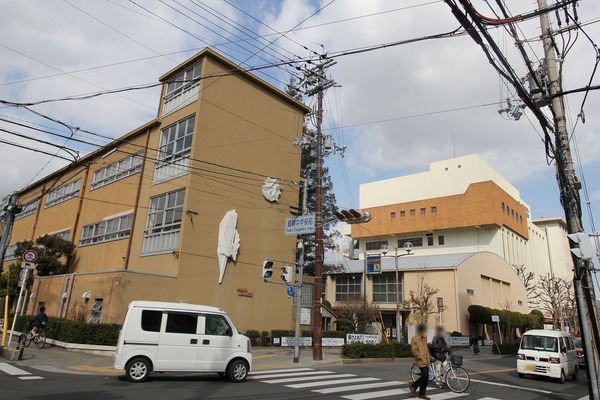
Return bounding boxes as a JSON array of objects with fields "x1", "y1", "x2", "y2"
[
  {"x1": 477, "y1": 398, "x2": 503, "y2": 400},
  {"x1": 470, "y1": 378, "x2": 553, "y2": 394},
  {"x1": 0, "y1": 363, "x2": 31, "y2": 376},
  {"x1": 286, "y1": 377, "x2": 379, "y2": 389},
  {"x1": 342, "y1": 388, "x2": 411, "y2": 400},
  {"x1": 19, "y1": 376, "x2": 45, "y2": 380},
  {"x1": 251, "y1": 370, "x2": 333, "y2": 380},
  {"x1": 261, "y1": 373, "x2": 355, "y2": 384},
  {"x1": 250, "y1": 367, "x2": 314, "y2": 375},
  {"x1": 313, "y1": 381, "x2": 405, "y2": 394},
  {"x1": 426, "y1": 393, "x2": 468, "y2": 400}
]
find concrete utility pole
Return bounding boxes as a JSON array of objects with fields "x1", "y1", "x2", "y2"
[
  {"x1": 537, "y1": 1, "x2": 600, "y2": 397},
  {"x1": 293, "y1": 180, "x2": 308, "y2": 363},
  {"x1": 0, "y1": 192, "x2": 19, "y2": 274}
]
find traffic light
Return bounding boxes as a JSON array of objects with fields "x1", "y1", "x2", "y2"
[
  {"x1": 262, "y1": 260, "x2": 274, "y2": 282},
  {"x1": 281, "y1": 266, "x2": 293, "y2": 283},
  {"x1": 334, "y1": 209, "x2": 372, "y2": 224},
  {"x1": 568, "y1": 232, "x2": 595, "y2": 261}
]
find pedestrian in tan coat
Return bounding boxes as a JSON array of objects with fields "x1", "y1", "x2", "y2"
[{"x1": 410, "y1": 324, "x2": 431, "y2": 399}]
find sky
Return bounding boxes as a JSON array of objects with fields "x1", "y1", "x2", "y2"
[{"x1": 1, "y1": 0, "x2": 600, "y2": 238}]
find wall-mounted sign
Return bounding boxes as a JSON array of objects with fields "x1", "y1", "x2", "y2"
[
  {"x1": 237, "y1": 288, "x2": 254, "y2": 298},
  {"x1": 366, "y1": 255, "x2": 381, "y2": 274},
  {"x1": 285, "y1": 214, "x2": 316, "y2": 235}
]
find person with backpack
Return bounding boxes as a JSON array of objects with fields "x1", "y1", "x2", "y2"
[
  {"x1": 430, "y1": 326, "x2": 450, "y2": 387},
  {"x1": 28, "y1": 306, "x2": 48, "y2": 335}
]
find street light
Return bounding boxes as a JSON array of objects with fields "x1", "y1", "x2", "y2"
[{"x1": 380, "y1": 242, "x2": 413, "y2": 342}]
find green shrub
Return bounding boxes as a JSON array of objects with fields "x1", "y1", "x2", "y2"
[
  {"x1": 271, "y1": 329, "x2": 294, "y2": 338},
  {"x1": 260, "y1": 331, "x2": 270, "y2": 346},
  {"x1": 13, "y1": 315, "x2": 120, "y2": 346},
  {"x1": 342, "y1": 342, "x2": 412, "y2": 359},
  {"x1": 450, "y1": 331, "x2": 463, "y2": 337},
  {"x1": 492, "y1": 343, "x2": 520, "y2": 355},
  {"x1": 245, "y1": 330, "x2": 261, "y2": 346},
  {"x1": 323, "y1": 330, "x2": 346, "y2": 339},
  {"x1": 336, "y1": 318, "x2": 353, "y2": 333}
]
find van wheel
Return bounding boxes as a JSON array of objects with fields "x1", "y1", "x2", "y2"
[
  {"x1": 572, "y1": 366, "x2": 579, "y2": 381},
  {"x1": 558, "y1": 369, "x2": 565, "y2": 384},
  {"x1": 227, "y1": 359, "x2": 249, "y2": 383},
  {"x1": 518, "y1": 373, "x2": 525, "y2": 379},
  {"x1": 126, "y1": 357, "x2": 151, "y2": 383}
]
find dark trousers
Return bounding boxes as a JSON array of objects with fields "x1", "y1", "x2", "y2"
[{"x1": 412, "y1": 366, "x2": 429, "y2": 396}]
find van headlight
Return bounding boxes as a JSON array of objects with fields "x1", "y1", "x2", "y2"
[
  {"x1": 247, "y1": 339, "x2": 251, "y2": 353},
  {"x1": 517, "y1": 353, "x2": 525, "y2": 360},
  {"x1": 548, "y1": 357, "x2": 560, "y2": 364}
]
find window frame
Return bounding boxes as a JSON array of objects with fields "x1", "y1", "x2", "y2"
[
  {"x1": 162, "y1": 63, "x2": 202, "y2": 116},
  {"x1": 165, "y1": 312, "x2": 198, "y2": 334},
  {"x1": 372, "y1": 273, "x2": 399, "y2": 303},
  {"x1": 204, "y1": 314, "x2": 232, "y2": 336},
  {"x1": 398, "y1": 238, "x2": 423, "y2": 247},
  {"x1": 366, "y1": 240, "x2": 388, "y2": 251},
  {"x1": 335, "y1": 274, "x2": 362, "y2": 302},
  {"x1": 45, "y1": 179, "x2": 82, "y2": 208},
  {"x1": 141, "y1": 310, "x2": 163, "y2": 332},
  {"x1": 142, "y1": 189, "x2": 185, "y2": 255},
  {"x1": 15, "y1": 199, "x2": 39, "y2": 220},
  {"x1": 80, "y1": 213, "x2": 133, "y2": 246},
  {"x1": 91, "y1": 151, "x2": 144, "y2": 190}
]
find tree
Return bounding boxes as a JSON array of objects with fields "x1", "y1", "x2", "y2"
[
  {"x1": 513, "y1": 264, "x2": 536, "y2": 304},
  {"x1": 404, "y1": 272, "x2": 443, "y2": 325},
  {"x1": 335, "y1": 295, "x2": 380, "y2": 334},
  {"x1": 14, "y1": 235, "x2": 76, "y2": 276},
  {"x1": 286, "y1": 79, "x2": 339, "y2": 276},
  {"x1": 531, "y1": 273, "x2": 572, "y2": 329}
]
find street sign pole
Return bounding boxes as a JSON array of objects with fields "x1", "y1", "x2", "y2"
[{"x1": 8, "y1": 268, "x2": 28, "y2": 347}]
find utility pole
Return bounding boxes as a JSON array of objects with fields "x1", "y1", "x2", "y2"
[
  {"x1": 293, "y1": 180, "x2": 308, "y2": 363},
  {"x1": 0, "y1": 192, "x2": 19, "y2": 273},
  {"x1": 538, "y1": 1, "x2": 600, "y2": 397},
  {"x1": 301, "y1": 53, "x2": 337, "y2": 361}
]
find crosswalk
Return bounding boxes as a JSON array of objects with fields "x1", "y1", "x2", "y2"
[
  {"x1": 250, "y1": 367, "x2": 499, "y2": 400},
  {"x1": 0, "y1": 362, "x2": 44, "y2": 380}
]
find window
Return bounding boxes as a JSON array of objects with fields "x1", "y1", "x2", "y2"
[
  {"x1": 438, "y1": 235, "x2": 445, "y2": 246},
  {"x1": 205, "y1": 314, "x2": 232, "y2": 336},
  {"x1": 410, "y1": 209, "x2": 416, "y2": 216},
  {"x1": 426, "y1": 234, "x2": 434, "y2": 246},
  {"x1": 91, "y1": 152, "x2": 143, "y2": 190},
  {"x1": 4, "y1": 244, "x2": 17, "y2": 261},
  {"x1": 45, "y1": 179, "x2": 82, "y2": 208},
  {"x1": 420, "y1": 208, "x2": 426, "y2": 215},
  {"x1": 142, "y1": 189, "x2": 185, "y2": 255},
  {"x1": 53, "y1": 230, "x2": 70, "y2": 241},
  {"x1": 88, "y1": 298, "x2": 103, "y2": 324},
  {"x1": 520, "y1": 215, "x2": 523, "y2": 224},
  {"x1": 502, "y1": 202, "x2": 505, "y2": 213},
  {"x1": 141, "y1": 310, "x2": 163, "y2": 332},
  {"x1": 431, "y1": 206, "x2": 437, "y2": 214},
  {"x1": 366, "y1": 240, "x2": 388, "y2": 251},
  {"x1": 166, "y1": 312, "x2": 198, "y2": 334},
  {"x1": 154, "y1": 115, "x2": 195, "y2": 183},
  {"x1": 335, "y1": 275, "x2": 362, "y2": 302},
  {"x1": 467, "y1": 289, "x2": 475, "y2": 296},
  {"x1": 80, "y1": 213, "x2": 133, "y2": 246},
  {"x1": 390, "y1": 212, "x2": 396, "y2": 219},
  {"x1": 372, "y1": 273, "x2": 399, "y2": 303},
  {"x1": 398, "y1": 238, "x2": 423, "y2": 247},
  {"x1": 15, "y1": 199, "x2": 39, "y2": 220},
  {"x1": 163, "y1": 62, "x2": 202, "y2": 116},
  {"x1": 400, "y1": 211, "x2": 406, "y2": 217},
  {"x1": 511, "y1": 209, "x2": 515, "y2": 219}
]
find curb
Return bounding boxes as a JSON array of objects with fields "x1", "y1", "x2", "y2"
[
  {"x1": 3, "y1": 330, "x2": 115, "y2": 357},
  {"x1": 343, "y1": 357, "x2": 414, "y2": 364}
]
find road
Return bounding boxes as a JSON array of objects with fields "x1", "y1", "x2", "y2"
[{"x1": 0, "y1": 354, "x2": 589, "y2": 399}]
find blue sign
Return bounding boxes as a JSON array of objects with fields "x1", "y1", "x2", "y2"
[
  {"x1": 367, "y1": 255, "x2": 382, "y2": 274},
  {"x1": 287, "y1": 286, "x2": 295, "y2": 297}
]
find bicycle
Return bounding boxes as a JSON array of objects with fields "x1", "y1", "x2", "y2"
[
  {"x1": 22, "y1": 325, "x2": 46, "y2": 350},
  {"x1": 411, "y1": 353, "x2": 470, "y2": 393}
]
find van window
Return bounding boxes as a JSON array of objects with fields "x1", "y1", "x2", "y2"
[
  {"x1": 165, "y1": 313, "x2": 198, "y2": 334},
  {"x1": 567, "y1": 337, "x2": 575, "y2": 350},
  {"x1": 141, "y1": 310, "x2": 162, "y2": 332},
  {"x1": 521, "y1": 334, "x2": 558, "y2": 352},
  {"x1": 205, "y1": 314, "x2": 231, "y2": 336}
]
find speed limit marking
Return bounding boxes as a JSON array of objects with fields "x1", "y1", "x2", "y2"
[{"x1": 23, "y1": 250, "x2": 38, "y2": 263}]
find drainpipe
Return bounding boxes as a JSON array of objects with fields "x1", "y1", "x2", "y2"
[
  {"x1": 30, "y1": 182, "x2": 47, "y2": 239},
  {"x1": 71, "y1": 165, "x2": 91, "y2": 246}
]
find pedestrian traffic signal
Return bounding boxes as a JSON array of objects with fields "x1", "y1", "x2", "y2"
[
  {"x1": 334, "y1": 209, "x2": 372, "y2": 224},
  {"x1": 262, "y1": 260, "x2": 274, "y2": 282},
  {"x1": 281, "y1": 266, "x2": 293, "y2": 283},
  {"x1": 568, "y1": 232, "x2": 595, "y2": 261}
]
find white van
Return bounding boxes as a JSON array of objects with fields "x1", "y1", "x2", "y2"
[
  {"x1": 517, "y1": 329, "x2": 578, "y2": 383},
  {"x1": 114, "y1": 301, "x2": 252, "y2": 383}
]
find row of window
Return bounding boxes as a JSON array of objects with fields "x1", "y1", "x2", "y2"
[
  {"x1": 335, "y1": 273, "x2": 401, "y2": 303},
  {"x1": 163, "y1": 63, "x2": 202, "y2": 116},
  {"x1": 390, "y1": 206, "x2": 437, "y2": 219},
  {"x1": 141, "y1": 309, "x2": 231, "y2": 336},
  {"x1": 365, "y1": 235, "x2": 445, "y2": 251},
  {"x1": 501, "y1": 202, "x2": 524, "y2": 224},
  {"x1": 80, "y1": 214, "x2": 133, "y2": 246},
  {"x1": 91, "y1": 151, "x2": 143, "y2": 190},
  {"x1": 4, "y1": 230, "x2": 70, "y2": 261}
]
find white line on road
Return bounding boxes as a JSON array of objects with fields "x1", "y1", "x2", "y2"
[
  {"x1": 426, "y1": 393, "x2": 468, "y2": 400},
  {"x1": 250, "y1": 367, "x2": 315, "y2": 375},
  {"x1": 0, "y1": 363, "x2": 31, "y2": 376},
  {"x1": 313, "y1": 381, "x2": 406, "y2": 394},
  {"x1": 18, "y1": 376, "x2": 45, "y2": 380},
  {"x1": 250, "y1": 370, "x2": 332, "y2": 380},
  {"x1": 341, "y1": 388, "x2": 411, "y2": 400},
  {"x1": 261, "y1": 373, "x2": 355, "y2": 384},
  {"x1": 286, "y1": 377, "x2": 379, "y2": 389},
  {"x1": 470, "y1": 378, "x2": 553, "y2": 394},
  {"x1": 477, "y1": 397, "x2": 503, "y2": 400}
]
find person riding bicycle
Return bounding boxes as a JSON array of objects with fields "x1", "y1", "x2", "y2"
[
  {"x1": 28, "y1": 306, "x2": 47, "y2": 335},
  {"x1": 430, "y1": 326, "x2": 451, "y2": 387}
]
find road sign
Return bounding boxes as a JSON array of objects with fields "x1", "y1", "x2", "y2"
[
  {"x1": 287, "y1": 286, "x2": 295, "y2": 297},
  {"x1": 19, "y1": 269, "x2": 28, "y2": 282},
  {"x1": 491, "y1": 315, "x2": 500, "y2": 322},
  {"x1": 284, "y1": 214, "x2": 315, "y2": 235},
  {"x1": 22, "y1": 250, "x2": 38, "y2": 263},
  {"x1": 366, "y1": 255, "x2": 381, "y2": 274},
  {"x1": 21, "y1": 262, "x2": 36, "y2": 270},
  {"x1": 437, "y1": 297, "x2": 444, "y2": 312}
]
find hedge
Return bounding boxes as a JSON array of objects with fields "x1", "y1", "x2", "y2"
[
  {"x1": 467, "y1": 305, "x2": 543, "y2": 330},
  {"x1": 13, "y1": 315, "x2": 121, "y2": 346},
  {"x1": 492, "y1": 343, "x2": 520, "y2": 355},
  {"x1": 342, "y1": 342, "x2": 412, "y2": 359}
]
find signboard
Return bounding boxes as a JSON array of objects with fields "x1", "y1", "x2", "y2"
[
  {"x1": 21, "y1": 262, "x2": 36, "y2": 270},
  {"x1": 300, "y1": 308, "x2": 311, "y2": 325},
  {"x1": 366, "y1": 255, "x2": 381, "y2": 274},
  {"x1": 450, "y1": 336, "x2": 470, "y2": 347},
  {"x1": 437, "y1": 297, "x2": 444, "y2": 312},
  {"x1": 346, "y1": 334, "x2": 380, "y2": 344},
  {"x1": 491, "y1": 315, "x2": 500, "y2": 323},
  {"x1": 287, "y1": 286, "x2": 295, "y2": 297},
  {"x1": 281, "y1": 337, "x2": 312, "y2": 346},
  {"x1": 284, "y1": 214, "x2": 316, "y2": 235},
  {"x1": 22, "y1": 250, "x2": 38, "y2": 263},
  {"x1": 322, "y1": 338, "x2": 345, "y2": 347}
]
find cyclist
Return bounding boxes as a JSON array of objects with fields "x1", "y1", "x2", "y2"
[
  {"x1": 410, "y1": 324, "x2": 431, "y2": 400},
  {"x1": 28, "y1": 306, "x2": 48, "y2": 336},
  {"x1": 430, "y1": 326, "x2": 451, "y2": 387}
]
